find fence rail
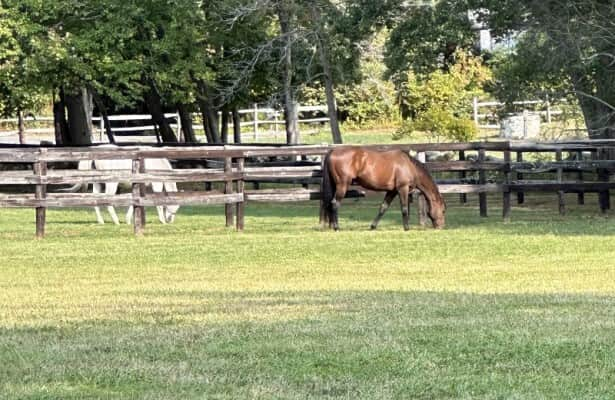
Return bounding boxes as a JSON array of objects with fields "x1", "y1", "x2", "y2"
[
  {"x1": 0, "y1": 104, "x2": 330, "y2": 144},
  {"x1": 2, "y1": 140, "x2": 615, "y2": 237},
  {"x1": 472, "y1": 96, "x2": 567, "y2": 130}
]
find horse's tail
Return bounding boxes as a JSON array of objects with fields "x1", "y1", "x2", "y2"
[
  {"x1": 320, "y1": 152, "x2": 335, "y2": 223},
  {"x1": 57, "y1": 160, "x2": 93, "y2": 192}
]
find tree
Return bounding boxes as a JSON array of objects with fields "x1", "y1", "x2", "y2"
[
  {"x1": 0, "y1": 3, "x2": 48, "y2": 143},
  {"x1": 471, "y1": 0, "x2": 615, "y2": 138}
]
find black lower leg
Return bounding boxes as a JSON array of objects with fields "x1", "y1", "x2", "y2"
[
  {"x1": 332, "y1": 199, "x2": 340, "y2": 231},
  {"x1": 401, "y1": 206, "x2": 410, "y2": 231}
]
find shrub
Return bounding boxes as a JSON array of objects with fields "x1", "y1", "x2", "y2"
[
  {"x1": 393, "y1": 107, "x2": 477, "y2": 142},
  {"x1": 393, "y1": 50, "x2": 489, "y2": 142}
]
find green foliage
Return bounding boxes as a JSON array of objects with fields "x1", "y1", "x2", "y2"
[
  {"x1": 395, "y1": 50, "x2": 489, "y2": 141},
  {"x1": 384, "y1": 1, "x2": 476, "y2": 82},
  {"x1": 487, "y1": 34, "x2": 571, "y2": 112},
  {"x1": 0, "y1": 3, "x2": 48, "y2": 116},
  {"x1": 394, "y1": 108, "x2": 477, "y2": 142},
  {"x1": 471, "y1": 0, "x2": 615, "y2": 137},
  {"x1": 299, "y1": 29, "x2": 400, "y2": 129}
]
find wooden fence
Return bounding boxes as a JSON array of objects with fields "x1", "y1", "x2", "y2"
[
  {"x1": 473, "y1": 96, "x2": 566, "y2": 130},
  {"x1": 0, "y1": 104, "x2": 329, "y2": 144},
  {"x1": 2, "y1": 140, "x2": 615, "y2": 237}
]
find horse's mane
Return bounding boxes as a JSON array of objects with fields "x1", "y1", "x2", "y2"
[
  {"x1": 404, "y1": 152, "x2": 431, "y2": 177},
  {"x1": 403, "y1": 151, "x2": 445, "y2": 206}
]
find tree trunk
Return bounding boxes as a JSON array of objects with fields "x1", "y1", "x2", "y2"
[
  {"x1": 196, "y1": 82, "x2": 221, "y2": 144},
  {"x1": 90, "y1": 88, "x2": 115, "y2": 144},
  {"x1": 53, "y1": 89, "x2": 70, "y2": 145},
  {"x1": 144, "y1": 84, "x2": 178, "y2": 143},
  {"x1": 198, "y1": 97, "x2": 221, "y2": 144},
  {"x1": 177, "y1": 103, "x2": 198, "y2": 143},
  {"x1": 572, "y1": 73, "x2": 615, "y2": 139},
  {"x1": 198, "y1": 98, "x2": 214, "y2": 143},
  {"x1": 220, "y1": 107, "x2": 230, "y2": 144},
  {"x1": 277, "y1": 2, "x2": 300, "y2": 145},
  {"x1": 64, "y1": 87, "x2": 93, "y2": 145},
  {"x1": 311, "y1": 5, "x2": 343, "y2": 144},
  {"x1": 232, "y1": 107, "x2": 242, "y2": 144}
]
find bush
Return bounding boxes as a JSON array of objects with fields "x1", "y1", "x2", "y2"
[
  {"x1": 393, "y1": 108, "x2": 477, "y2": 142},
  {"x1": 393, "y1": 50, "x2": 488, "y2": 142}
]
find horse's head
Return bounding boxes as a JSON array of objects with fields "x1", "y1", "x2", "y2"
[
  {"x1": 428, "y1": 197, "x2": 446, "y2": 229},
  {"x1": 164, "y1": 205, "x2": 180, "y2": 223}
]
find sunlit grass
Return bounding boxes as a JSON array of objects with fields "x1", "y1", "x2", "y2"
[{"x1": 1, "y1": 193, "x2": 615, "y2": 399}]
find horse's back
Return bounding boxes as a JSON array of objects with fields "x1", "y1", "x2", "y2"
[{"x1": 328, "y1": 147, "x2": 412, "y2": 191}]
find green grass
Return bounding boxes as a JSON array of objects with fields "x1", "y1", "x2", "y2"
[{"x1": 2, "y1": 193, "x2": 615, "y2": 399}]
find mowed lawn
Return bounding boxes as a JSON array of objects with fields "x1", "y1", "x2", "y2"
[{"x1": 1, "y1": 193, "x2": 615, "y2": 399}]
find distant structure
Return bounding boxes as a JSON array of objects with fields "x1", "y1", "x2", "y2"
[{"x1": 467, "y1": 10, "x2": 516, "y2": 52}]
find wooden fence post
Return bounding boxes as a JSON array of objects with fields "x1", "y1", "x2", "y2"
[
  {"x1": 417, "y1": 151, "x2": 428, "y2": 226},
  {"x1": 478, "y1": 148, "x2": 488, "y2": 217},
  {"x1": 503, "y1": 149, "x2": 511, "y2": 222},
  {"x1": 598, "y1": 148, "x2": 611, "y2": 213},
  {"x1": 132, "y1": 158, "x2": 146, "y2": 235},
  {"x1": 224, "y1": 155, "x2": 234, "y2": 227},
  {"x1": 556, "y1": 149, "x2": 565, "y2": 215},
  {"x1": 576, "y1": 150, "x2": 585, "y2": 205},
  {"x1": 33, "y1": 148, "x2": 47, "y2": 238},
  {"x1": 459, "y1": 150, "x2": 467, "y2": 204},
  {"x1": 320, "y1": 155, "x2": 326, "y2": 227},
  {"x1": 516, "y1": 151, "x2": 525, "y2": 204},
  {"x1": 236, "y1": 157, "x2": 245, "y2": 231}
]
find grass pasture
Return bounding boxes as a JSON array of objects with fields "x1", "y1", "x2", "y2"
[{"x1": 2, "y1": 192, "x2": 615, "y2": 399}]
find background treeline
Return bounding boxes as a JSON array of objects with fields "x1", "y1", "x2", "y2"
[{"x1": 1, "y1": 0, "x2": 614, "y2": 145}]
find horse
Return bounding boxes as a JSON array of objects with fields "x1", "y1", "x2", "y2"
[
  {"x1": 320, "y1": 147, "x2": 446, "y2": 231},
  {"x1": 65, "y1": 157, "x2": 179, "y2": 225}
]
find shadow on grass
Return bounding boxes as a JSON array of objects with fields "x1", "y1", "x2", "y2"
[{"x1": 1, "y1": 290, "x2": 615, "y2": 399}]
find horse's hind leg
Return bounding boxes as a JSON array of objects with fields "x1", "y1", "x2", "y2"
[
  {"x1": 105, "y1": 182, "x2": 120, "y2": 225},
  {"x1": 370, "y1": 190, "x2": 397, "y2": 230},
  {"x1": 331, "y1": 183, "x2": 349, "y2": 231},
  {"x1": 398, "y1": 186, "x2": 411, "y2": 231},
  {"x1": 125, "y1": 206, "x2": 134, "y2": 224},
  {"x1": 151, "y1": 182, "x2": 166, "y2": 224}
]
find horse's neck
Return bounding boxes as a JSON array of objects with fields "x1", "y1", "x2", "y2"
[{"x1": 416, "y1": 173, "x2": 442, "y2": 206}]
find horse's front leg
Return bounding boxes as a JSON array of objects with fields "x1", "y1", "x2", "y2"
[
  {"x1": 93, "y1": 182, "x2": 105, "y2": 224},
  {"x1": 370, "y1": 190, "x2": 397, "y2": 230},
  {"x1": 398, "y1": 186, "x2": 411, "y2": 231}
]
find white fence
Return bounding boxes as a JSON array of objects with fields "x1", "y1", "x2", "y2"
[
  {"x1": 0, "y1": 104, "x2": 330, "y2": 144},
  {"x1": 473, "y1": 96, "x2": 565, "y2": 130}
]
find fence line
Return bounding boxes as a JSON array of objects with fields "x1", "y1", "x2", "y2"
[
  {"x1": 2, "y1": 140, "x2": 615, "y2": 237},
  {"x1": 473, "y1": 96, "x2": 566, "y2": 130},
  {"x1": 0, "y1": 104, "x2": 330, "y2": 143}
]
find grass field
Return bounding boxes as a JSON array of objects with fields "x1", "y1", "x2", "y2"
[{"x1": 2, "y1": 192, "x2": 615, "y2": 399}]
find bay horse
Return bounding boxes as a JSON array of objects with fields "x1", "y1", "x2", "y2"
[{"x1": 321, "y1": 147, "x2": 446, "y2": 230}]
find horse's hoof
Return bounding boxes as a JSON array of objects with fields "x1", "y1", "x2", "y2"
[{"x1": 370, "y1": 225, "x2": 377, "y2": 230}]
